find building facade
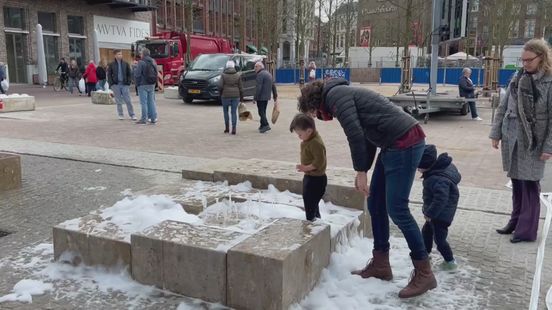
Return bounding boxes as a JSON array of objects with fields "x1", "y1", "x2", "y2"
[
  {"x1": 277, "y1": 0, "x2": 316, "y2": 68},
  {"x1": 357, "y1": 0, "x2": 431, "y2": 49},
  {"x1": 466, "y1": 0, "x2": 547, "y2": 56},
  {"x1": 0, "y1": 0, "x2": 154, "y2": 84},
  {"x1": 154, "y1": 0, "x2": 263, "y2": 53}
]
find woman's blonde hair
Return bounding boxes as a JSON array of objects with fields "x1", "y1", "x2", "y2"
[{"x1": 523, "y1": 39, "x2": 552, "y2": 74}]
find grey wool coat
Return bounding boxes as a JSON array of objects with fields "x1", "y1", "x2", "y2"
[{"x1": 489, "y1": 70, "x2": 552, "y2": 181}]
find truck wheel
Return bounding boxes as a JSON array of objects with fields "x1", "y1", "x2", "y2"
[
  {"x1": 460, "y1": 103, "x2": 469, "y2": 115},
  {"x1": 183, "y1": 96, "x2": 193, "y2": 104}
]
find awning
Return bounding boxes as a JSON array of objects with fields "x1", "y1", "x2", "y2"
[
  {"x1": 259, "y1": 46, "x2": 269, "y2": 55},
  {"x1": 246, "y1": 45, "x2": 257, "y2": 54}
]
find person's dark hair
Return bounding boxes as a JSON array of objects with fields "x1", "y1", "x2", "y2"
[
  {"x1": 289, "y1": 113, "x2": 316, "y2": 133},
  {"x1": 60, "y1": 57, "x2": 65, "y2": 61},
  {"x1": 297, "y1": 80, "x2": 324, "y2": 113},
  {"x1": 113, "y1": 49, "x2": 122, "y2": 54}
]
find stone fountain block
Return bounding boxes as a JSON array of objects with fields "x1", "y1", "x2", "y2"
[
  {"x1": 163, "y1": 87, "x2": 182, "y2": 99},
  {"x1": 53, "y1": 214, "x2": 131, "y2": 267},
  {"x1": 131, "y1": 220, "x2": 249, "y2": 304},
  {"x1": 135, "y1": 180, "x2": 250, "y2": 214},
  {"x1": 91, "y1": 91, "x2": 115, "y2": 105},
  {"x1": 0, "y1": 96, "x2": 35, "y2": 112},
  {"x1": 227, "y1": 218, "x2": 331, "y2": 310},
  {"x1": 0, "y1": 153, "x2": 22, "y2": 191}
]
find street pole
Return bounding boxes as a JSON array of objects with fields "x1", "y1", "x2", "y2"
[{"x1": 430, "y1": 0, "x2": 441, "y2": 95}]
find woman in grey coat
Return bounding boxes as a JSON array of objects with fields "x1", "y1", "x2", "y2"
[
  {"x1": 490, "y1": 39, "x2": 552, "y2": 243},
  {"x1": 219, "y1": 60, "x2": 244, "y2": 135}
]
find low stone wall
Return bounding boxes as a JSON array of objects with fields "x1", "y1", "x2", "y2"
[
  {"x1": 91, "y1": 91, "x2": 115, "y2": 105},
  {"x1": 0, "y1": 96, "x2": 36, "y2": 113},
  {"x1": 0, "y1": 153, "x2": 22, "y2": 191}
]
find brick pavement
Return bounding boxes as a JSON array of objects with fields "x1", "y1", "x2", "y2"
[{"x1": 0, "y1": 83, "x2": 510, "y2": 190}]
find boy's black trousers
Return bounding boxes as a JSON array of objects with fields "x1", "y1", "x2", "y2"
[{"x1": 303, "y1": 174, "x2": 327, "y2": 221}]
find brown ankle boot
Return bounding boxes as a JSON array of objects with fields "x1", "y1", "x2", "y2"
[
  {"x1": 398, "y1": 258, "x2": 437, "y2": 298},
  {"x1": 351, "y1": 250, "x2": 393, "y2": 281}
]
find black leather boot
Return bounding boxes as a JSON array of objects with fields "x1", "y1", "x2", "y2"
[{"x1": 496, "y1": 222, "x2": 515, "y2": 235}]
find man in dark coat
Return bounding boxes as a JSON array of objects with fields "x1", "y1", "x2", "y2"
[
  {"x1": 0, "y1": 63, "x2": 5, "y2": 94},
  {"x1": 254, "y1": 62, "x2": 278, "y2": 133},
  {"x1": 107, "y1": 49, "x2": 136, "y2": 120},
  {"x1": 418, "y1": 145, "x2": 461, "y2": 271},
  {"x1": 297, "y1": 78, "x2": 436, "y2": 299},
  {"x1": 458, "y1": 68, "x2": 482, "y2": 121}
]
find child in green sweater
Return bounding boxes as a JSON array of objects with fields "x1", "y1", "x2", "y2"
[{"x1": 290, "y1": 113, "x2": 327, "y2": 221}]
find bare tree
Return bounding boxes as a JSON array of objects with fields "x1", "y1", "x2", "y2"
[
  {"x1": 342, "y1": 0, "x2": 357, "y2": 67},
  {"x1": 480, "y1": 0, "x2": 521, "y2": 59}
]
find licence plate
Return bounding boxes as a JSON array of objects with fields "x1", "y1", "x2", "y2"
[{"x1": 188, "y1": 89, "x2": 201, "y2": 94}]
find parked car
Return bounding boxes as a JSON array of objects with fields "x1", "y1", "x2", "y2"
[{"x1": 178, "y1": 53, "x2": 265, "y2": 104}]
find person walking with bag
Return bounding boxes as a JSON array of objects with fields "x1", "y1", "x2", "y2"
[
  {"x1": 219, "y1": 60, "x2": 243, "y2": 135},
  {"x1": 83, "y1": 60, "x2": 98, "y2": 97},
  {"x1": 254, "y1": 62, "x2": 278, "y2": 133},
  {"x1": 134, "y1": 48, "x2": 158, "y2": 125},
  {"x1": 459, "y1": 68, "x2": 482, "y2": 121},
  {"x1": 491, "y1": 39, "x2": 552, "y2": 243},
  {"x1": 298, "y1": 78, "x2": 436, "y2": 299},
  {"x1": 67, "y1": 59, "x2": 82, "y2": 95},
  {"x1": 108, "y1": 49, "x2": 136, "y2": 120}
]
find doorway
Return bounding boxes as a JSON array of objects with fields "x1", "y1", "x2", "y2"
[{"x1": 5, "y1": 32, "x2": 28, "y2": 83}]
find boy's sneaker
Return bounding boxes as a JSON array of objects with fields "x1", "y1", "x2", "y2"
[
  {"x1": 135, "y1": 120, "x2": 147, "y2": 125},
  {"x1": 131, "y1": 116, "x2": 138, "y2": 121},
  {"x1": 472, "y1": 117, "x2": 483, "y2": 121},
  {"x1": 440, "y1": 260, "x2": 458, "y2": 272},
  {"x1": 118, "y1": 116, "x2": 124, "y2": 120}
]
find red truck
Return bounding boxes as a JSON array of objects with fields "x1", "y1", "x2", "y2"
[{"x1": 131, "y1": 31, "x2": 233, "y2": 86}]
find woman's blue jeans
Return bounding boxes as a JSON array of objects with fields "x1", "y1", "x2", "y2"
[
  {"x1": 222, "y1": 97, "x2": 239, "y2": 128},
  {"x1": 367, "y1": 141, "x2": 428, "y2": 260}
]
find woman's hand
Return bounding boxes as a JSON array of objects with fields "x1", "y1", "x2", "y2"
[
  {"x1": 540, "y1": 153, "x2": 552, "y2": 161},
  {"x1": 355, "y1": 172, "x2": 370, "y2": 197},
  {"x1": 491, "y1": 139, "x2": 500, "y2": 149}
]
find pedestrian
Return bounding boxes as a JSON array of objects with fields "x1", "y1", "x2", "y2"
[
  {"x1": 55, "y1": 58, "x2": 68, "y2": 86},
  {"x1": 96, "y1": 59, "x2": 107, "y2": 91},
  {"x1": 418, "y1": 144, "x2": 461, "y2": 271},
  {"x1": 254, "y1": 62, "x2": 278, "y2": 133},
  {"x1": 107, "y1": 49, "x2": 137, "y2": 120},
  {"x1": 298, "y1": 78, "x2": 436, "y2": 298},
  {"x1": 134, "y1": 48, "x2": 158, "y2": 125},
  {"x1": 459, "y1": 68, "x2": 482, "y2": 121},
  {"x1": 308, "y1": 61, "x2": 317, "y2": 82},
  {"x1": 83, "y1": 60, "x2": 98, "y2": 97},
  {"x1": 290, "y1": 113, "x2": 327, "y2": 221},
  {"x1": 67, "y1": 59, "x2": 82, "y2": 95},
  {"x1": 0, "y1": 63, "x2": 6, "y2": 94},
  {"x1": 490, "y1": 38, "x2": 552, "y2": 243},
  {"x1": 219, "y1": 60, "x2": 244, "y2": 135}
]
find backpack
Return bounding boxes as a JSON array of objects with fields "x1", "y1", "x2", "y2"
[{"x1": 143, "y1": 60, "x2": 157, "y2": 85}]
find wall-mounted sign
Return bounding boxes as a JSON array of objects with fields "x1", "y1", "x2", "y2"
[
  {"x1": 94, "y1": 16, "x2": 150, "y2": 45},
  {"x1": 362, "y1": 4, "x2": 397, "y2": 15}
]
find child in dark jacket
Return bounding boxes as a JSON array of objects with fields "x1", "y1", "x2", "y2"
[
  {"x1": 290, "y1": 113, "x2": 327, "y2": 221},
  {"x1": 418, "y1": 144, "x2": 461, "y2": 271}
]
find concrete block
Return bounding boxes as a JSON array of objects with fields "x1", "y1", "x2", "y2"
[
  {"x1": 131, "y1": 220, "x2": 249, "y2": 304},
  {"x1": 227, "y1": 218, "x2": 331, "y2": 310},
  {"x1": 324, "y1": 184, "x2": 365, "y2": 211},
  {"x1": 0, "y1": 153, "x2": 21, "y2": 191},
  {"x1": 0, "y1": 96, "x2": 35, "y2": 113},
  {"x1": 163, "y1": 87, "x2": 182, "y2": 99},
  {"x1": 91, "y1": 91, "x2": 115, "y2": 105},
  {"x1": 53, "y1": 214, "x2": 130, "y2": 266}
]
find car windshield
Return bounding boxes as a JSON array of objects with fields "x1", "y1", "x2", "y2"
[
  {"x1": 189, "y1": 54, "x2": 229, "y2": 71},
  {"x1": 137, "y1": 42, "x2": 168, "y2": 58}
]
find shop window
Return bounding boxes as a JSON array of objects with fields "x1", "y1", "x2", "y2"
[
  {"x1": 38, "y1": 12, "x2": 56, "y2": 33},
  {"x1": 4, "y1": 7, "x2": 25, "y2": 29},
  {"x1": 69, "y1": 37, "x2": 86, "y2": 69},
  {"x1": 67, "y1": 15, "x2": 84, "y2": 35},
  {"x1": 44, "y1": 36, "x2": 59, "y2": 72}
]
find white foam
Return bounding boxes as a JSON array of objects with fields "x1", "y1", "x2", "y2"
[{"x1": 0, "y1": 279, "x2": 52, "y2": 304}]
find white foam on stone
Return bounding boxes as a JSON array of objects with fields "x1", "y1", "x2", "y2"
[
  {"x1": 0, "y1": 279, "x2": 52, "y2": 303},
  {"x1": 94, "y1": 195, "x2": 201, "y2": 242},
  {"x1": 0, "y1": 93, "x2": 31, "y2": 98},
  {"x1": 293, "y1": 236, "x2": 483, "y2": 310},
  {"x1": 83, "y1": 186, "x2": 107, "y2": 191}
]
